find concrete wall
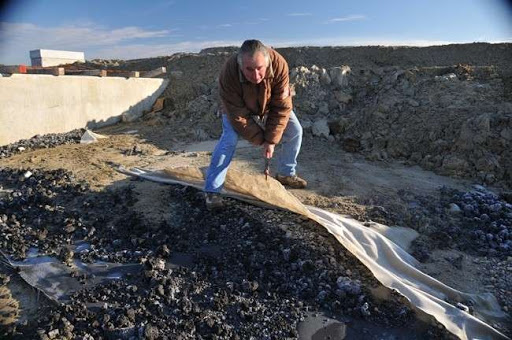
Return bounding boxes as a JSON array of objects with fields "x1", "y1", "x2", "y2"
[
  {"x1": 30, "y1": 49, "x2": 85, "y2": 67},
  {"x1": 0, "y1": 74, "x2": 169, "y2": 146}
]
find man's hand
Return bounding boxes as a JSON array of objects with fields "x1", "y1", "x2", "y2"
[{"x1": 263, "y1": 142, "x2": 275, "y2": 159}]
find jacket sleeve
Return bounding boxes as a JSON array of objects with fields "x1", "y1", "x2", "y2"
[
  {"x1": 219, "y1": 58, "x2": 265, "y2": 145},
  {"x1": 264, "y1": 52, "x2": 293, "y2": 144}
]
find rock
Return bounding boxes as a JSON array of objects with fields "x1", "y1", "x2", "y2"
[
  {"x1": 500, "y1": 128, "x2": 512, "y2": 140},
  {"x1": 392, "y1": 70, "x2": 406, "y2": 82},
  {"x1": 333, "y1": 90, "x2": 353, "y2": 104},
  {"x1": 472, "y1": 184, "x2": 488, "y2": 192},
  {"x1": 194, "y1": 128, "x2": 209, "y2": 141},
  {"x1": 441, "y1": 155, "x2": 469, "y2": 174},
  {"x1": 458, "y1": 114, "x2": 491, "y2": 148},
  {"x1": 360, "y1": 302, "x2": 371, "y2": 316},
  {"x1": 282, "y1": 248, "x2": 291, "y2": 262},
  {"x1": 144, "y1": 324, "x2": 159, "y2": 340},
  {"x1": 435, "y1": 73, "x2": 457, "y2": 81},
  {"x1": 301, "y1": 120, "x2": 313, "y2": 134},
  {"x1": 320, "y1": 69, "x2": 331, "y2": 86},
  {"x1": 169, "y1": 71, "x2": 183, "y2": 78},
  {"x1": 342, "y1": 137, "x2": 361, "y2": 152},
  {"x1": 187, "y1": 95, "x2": 213, "y2": 115},
  {"x1": 475, "y1": 154, "x2": 499, "y2": 172},
  {"x1": 317, "y1": 290, "x2": 328, "y2": 301},
  {"x1": 330, "y1": 66, "x2": 351, "y2": 88},
  {"x1": 449, "y1": 203, "x2": 461, "y2": 213},
  {"x1": 336, "y1": 277, "x2": 361, "y2": 295},
  {"x1": 312, "y1": 119, "x2": 330, "y2": 138},
  {"x1": 328, "y1": 118, "x2": 350, "y2": 135},
  {"x1": 48, "y1": 329, "x2": 60, "y2": 339},
  {"x1": 317, "y1": 102, "x2": 329, "y2": 115},
  {"x1": 407, "y1": 99, "x2": 420, "y2": 107}
]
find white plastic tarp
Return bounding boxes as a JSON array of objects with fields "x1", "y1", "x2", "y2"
[{"x1": 118, "y1": 166, "x2": 509, "y2": 340}]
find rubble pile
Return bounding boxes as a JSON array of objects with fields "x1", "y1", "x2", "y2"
[
  {"x1": 288, "y1": 64, "x2": 511, "y2": 188},
  {"x1": 413, "y1": 185, "x2": 512, "y2": 258},
  {"x1": 0, "y1": 129, "x2": 84, "y2": 159},
  {"x1": 2, "y1": 167, "x2": 451, "y2": 339},
  {"x1": 131, "y1": 45, "x2": 511, "y2": 188}
]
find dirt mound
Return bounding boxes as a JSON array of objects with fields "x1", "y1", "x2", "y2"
[
  {"x1": 290, "y1": 63, "x2": 511, "y2": 188},
  {"x1": 115, "y1": 43, "x2": 511, "y2": 188}
]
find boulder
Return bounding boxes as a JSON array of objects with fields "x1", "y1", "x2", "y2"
[
  {"x1": 441, "y1": 155, "x2": 469, "y2": 175},
  {"x1": 330, "y1": 66, "x2": 351, "y2": 88},
  {"x1": 342, "y1": 137, "x2": 361, "y2": 152},
  {"x1": 328, "y1": 118, "x2": 350, "y2": 135},
  {"x1": 317, "y1": 102, "x2": 329, "y2": 115},
  {"x1": 320, "y1": 69, "x2": 331, "y2": 86},
  {"x1": 333, "y1": 90, "x2": 353, "y2": 104},
  {"x1": 312, "y1": 119, "x2": 330, "y2": 138},
  {"x1": 501, "y1": 128, "x2": 512, "y2": 140}
]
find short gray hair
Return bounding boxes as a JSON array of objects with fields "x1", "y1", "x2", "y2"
[{"x1": 236, "y1": 39, "x2": 270, "y2": 67}]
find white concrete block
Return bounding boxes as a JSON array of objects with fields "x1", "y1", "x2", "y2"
[{"x1": 30, "y1": 49, "x2": 85, "y2": 67}]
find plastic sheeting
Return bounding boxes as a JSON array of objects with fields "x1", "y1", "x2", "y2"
[
  {"x1": 2, "y1": 246, "x2": 141, "y2": 303},
  {"x1": 80, "y1": 130, "x2": 108, "y2": 144},
  {"x1": 118, "y1": 166, "x2": 510, "y2": 340}
]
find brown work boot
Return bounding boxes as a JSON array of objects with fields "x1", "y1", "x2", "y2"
[
  {"x1": 205, "y1": 192, "x2": 224, "y2": 210},
  {"x1": 275, "y1": 174, "x2": 307, "y2": 189}
]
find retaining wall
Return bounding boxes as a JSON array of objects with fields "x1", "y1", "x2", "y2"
[{"x1": 0, "y1": 74, "x2": 168, "y2": 146}]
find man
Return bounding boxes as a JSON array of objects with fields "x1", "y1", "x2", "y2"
[{"x1": 204, "y1": 39, "x2": 307, "y2": 210}]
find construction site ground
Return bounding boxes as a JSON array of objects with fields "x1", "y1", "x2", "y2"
[{"x1": 0, "y1": 43, "x2": 511, "y2": 339}]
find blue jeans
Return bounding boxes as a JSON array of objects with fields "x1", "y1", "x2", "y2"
[{"x1": 204, "y1": 111, "x2": 303, "y2": 193}]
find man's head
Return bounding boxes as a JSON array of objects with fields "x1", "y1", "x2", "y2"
[{"x1": 237, "y1": 39, "x2": 270, "y2": 84}]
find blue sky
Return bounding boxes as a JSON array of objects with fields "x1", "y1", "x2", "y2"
[{"x1": 0, "y1": 0, "x2": 510, "y2": 64}]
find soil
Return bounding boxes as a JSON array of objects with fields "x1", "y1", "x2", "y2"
[
  {"x1": 1, "y1": 43, "x2": 511, "y2": 339},
  {"x1": 0, "y1": 123, "x2": 510, "y2": 339}
]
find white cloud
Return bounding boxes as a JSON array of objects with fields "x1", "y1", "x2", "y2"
[
  {"x1": 0, "y1": 22, "x2": 171, "y2": 48},
  {"x1": 325, "y1": 15, "x2": 366, "y2": 23},
  {"x1": 287, "y1": 13, "x2": 312, "y2": 17},
  {"x1": 0, "y1": 21, "x2": 176, "y2": 63},
  {"x1": 218, "y1": 24, "x2": 233, "y2": 28}
]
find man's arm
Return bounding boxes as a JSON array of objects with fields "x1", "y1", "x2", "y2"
[{"x1": 264, "y1": 51, "x2": 293, "y2": 145}]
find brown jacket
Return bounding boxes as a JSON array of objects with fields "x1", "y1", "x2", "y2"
[{"x1": 218, "y1": 48, "x2": 293, "y2": 145}]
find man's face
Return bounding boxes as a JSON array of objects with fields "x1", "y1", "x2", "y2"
[{"x1": 241, "y1": 51, "x2": 267, "y2": 84}]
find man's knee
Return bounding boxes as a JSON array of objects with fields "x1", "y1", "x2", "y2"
[
  {"x1": 288, "y1": 119, "x2": 302, "y2": 140},
  {"x1": 220, "y1": 131, "x2": 238, "y2": 149}
]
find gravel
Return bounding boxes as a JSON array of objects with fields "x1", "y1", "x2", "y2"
[
  {"x1": 0, "y1": 167, "x2": 454, "y2": 339},
  {"x1": 0, "y1": 129, "x2": 84, "y2": 159}
]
